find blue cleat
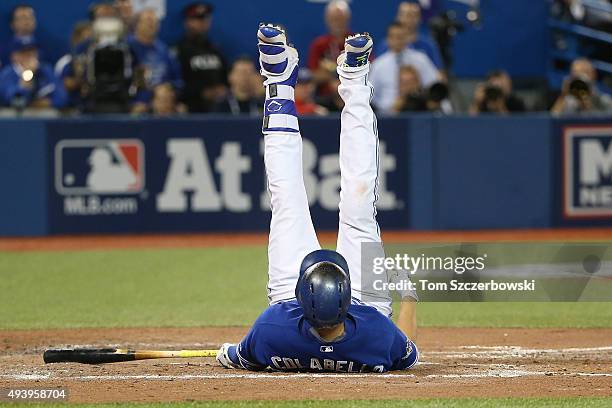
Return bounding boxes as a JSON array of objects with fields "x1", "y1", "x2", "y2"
[
  {"x1": 257, "y1": 23, "x2": 298, "y2": 86},
  {"x1": 337, "y1": 33, "x2": 373, "y2": 75},
  {"x1": 257, "y1": 23, "x2": 287, "y2": 46}
]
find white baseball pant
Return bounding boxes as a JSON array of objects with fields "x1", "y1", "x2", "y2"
[{"x1": 263, "y1": 70, "x2": 395, "y2": 317}]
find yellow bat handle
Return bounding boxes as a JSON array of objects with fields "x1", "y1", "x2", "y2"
[
  {"x1": 178, "y1": 350, "x2": 218, "y2": 358},
  {"x1": 117, "y1": 349, "x2": 218, "y2": 360}
]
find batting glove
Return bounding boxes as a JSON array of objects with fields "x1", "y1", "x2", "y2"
[{"x1": 216, "y1": 343, "x2": 240, "y2": 369}]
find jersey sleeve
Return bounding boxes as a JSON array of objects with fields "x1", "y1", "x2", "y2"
[
  {"x1": 389, "y1": 326, "x2": 419, "y2": 371},
  {"x1": 228, "y1": 320, "x2": 268, "y2": 371}
]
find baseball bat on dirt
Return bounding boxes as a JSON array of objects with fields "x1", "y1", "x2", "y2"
[{"x1": 43, "y1": 348, "x2": 218, "y2": 364}]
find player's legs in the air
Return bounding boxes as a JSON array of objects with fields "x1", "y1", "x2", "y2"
[
  {"x1": 335, "y1": 34, "x2": 395, "y2": 316},
  {"x1": 258, "y1": 24, "x2": 321, "y2": 303}
]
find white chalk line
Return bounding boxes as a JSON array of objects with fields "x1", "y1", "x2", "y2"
[
  {"x1": 2, "y1": 373, "x2": 416, "y2": 380},
  {"x1": 459, "y1": 345, "x2": 612, "y2": 352},
  {"x1": 425, "y1": 372, "x2": 612, "y2": 379},
  {"x1": 2, "y1": 370, "x2": 611, "y2": 382},
  {"x1": 426, "y1": 345, "x2": 612, "y2": 359}
]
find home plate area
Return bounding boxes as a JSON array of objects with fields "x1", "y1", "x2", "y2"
[{"x1": 1, "y1": 327, "x2": 611, "y2": 402}]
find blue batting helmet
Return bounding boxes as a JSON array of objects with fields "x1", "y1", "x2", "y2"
[{"x1": 295, "y1": 249, "x2": 351, "y2": 329}]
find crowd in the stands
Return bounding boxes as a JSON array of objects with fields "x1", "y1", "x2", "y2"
[{"x1": 1, "y1": 0, "x2": 610, "y2": 116}]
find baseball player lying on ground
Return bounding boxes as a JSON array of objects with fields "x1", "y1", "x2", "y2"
[{"x1": 216, "y1": 24, "x2": 418, "y2": 373}]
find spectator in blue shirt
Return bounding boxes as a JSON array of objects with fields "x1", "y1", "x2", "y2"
[
  {"x1": 128, "y1": 8, "x2": 183, "y2": 113},
  {"x1": 398, "y1": 1, "x2": 443, "y2": 68},
  {"x1": 1, "y1": 5, "x2": 39, "y2": 67},
  {"x1": 0, "y1": 37, "x2": 67, "y2": 109},
  {"x1": 54, "y1": 21, "x2": 93, "y2": 110},
  {"x1": 377, "y1": 1, "x2": 444, "y2": 70}
]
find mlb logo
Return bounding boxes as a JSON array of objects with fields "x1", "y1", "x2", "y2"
[
  {"x1": 563, "y1": 126, "x2": 612, "y2": 219},
  {"x1": 320, "y1": 345, "x2": 333, "y2": 353},
  {"x1": 402, "y1": 340, "x2": 413, "y2": 360},
  {"x1": 55, "y1": 139, "x2": 145, "y2": 195}
]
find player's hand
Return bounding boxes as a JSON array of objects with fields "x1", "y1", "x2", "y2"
[{"x1": 216, "y1": 343, "x2": 239, "y2": 369}]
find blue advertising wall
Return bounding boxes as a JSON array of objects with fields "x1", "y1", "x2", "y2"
[
  {"x1": 0, "y1": 0, "x2": 547, "y2": 78},
  {"x1": 1, "y1": 115, "x2": 611, "y2": 236},
  {"x1": 434, "y1": 117, "x2": 553, "y2": 229},
  {"x1": 0, "y1": 120, "x2": 47, "y2": 236},
  {"x1": 42, "y1": 117, "x2": 412, "y2": 234}
]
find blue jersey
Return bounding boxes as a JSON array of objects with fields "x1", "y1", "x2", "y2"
[
  {"x1": 128, "y1": 36, "x2": 183, "y2": 90},
  {"x1": 0, "y1": 63, "x2": 67, "y2": 108},
  {"x1": 227, "y1": 300, "x2": 418, "y2": 373}
]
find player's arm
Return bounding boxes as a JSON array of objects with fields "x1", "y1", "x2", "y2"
[
  {"x1": 389, "y1": 324, "x2": 419, "y2": 371},
  {"x1": 216, "y1": 321, "x2": 267, "y2": 371},
  {"x1": 395, "y1": 297, "x2": 417, "y2": 341}
]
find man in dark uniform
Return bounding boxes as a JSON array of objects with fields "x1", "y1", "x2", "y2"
[
  {"x1": 213, "y1": 56, "x2": 263, "y2": 115},
  {"x1": 175, "y1": 2, "x2": 228, "y2": 112}
]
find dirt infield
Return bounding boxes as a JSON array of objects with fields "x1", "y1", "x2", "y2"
[
  {"x1": 2, "y1": 230, "x2": 611, "y2": 401},
  {"x1": 1, "y1": 327, "x2": 611, "y2": 402},
  {"x1": 3, "y1": 228, "x2": 612, "y2": 252}
]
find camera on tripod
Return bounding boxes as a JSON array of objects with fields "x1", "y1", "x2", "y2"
[{"x1": 84, "y1": 17, "x2": 132, "y2": 113}]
